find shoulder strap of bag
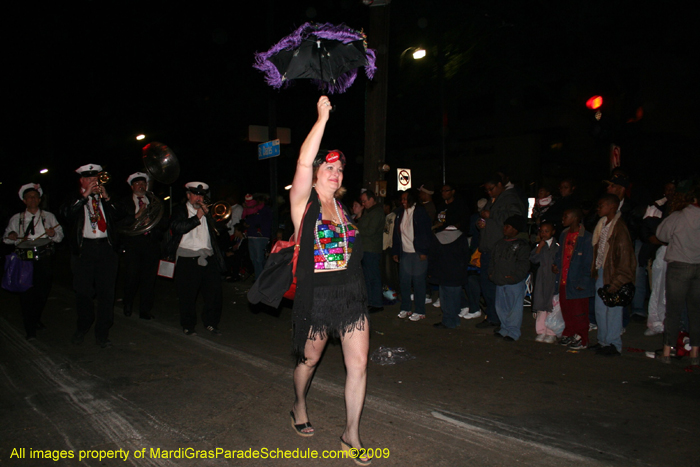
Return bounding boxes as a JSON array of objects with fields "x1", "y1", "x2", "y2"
[{"x1": 291, "y1": 200, "x2": 313, "y2": 276}]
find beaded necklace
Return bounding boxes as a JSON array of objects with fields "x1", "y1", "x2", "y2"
[{"x1": 314, "y1": 199, "x2": 349, "y2": 270}]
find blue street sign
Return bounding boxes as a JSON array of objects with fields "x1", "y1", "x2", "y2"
[{"x1": 258, "y1": 139, "x2": 280, "y2": 160}]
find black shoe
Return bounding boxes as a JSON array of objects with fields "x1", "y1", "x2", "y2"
[
  {"x1": 368, "y1": 306, "x2": 384, "y2": 313},
  {"x1": 475, "y1": 320, "x2": 499, "y2": 329},
  {"x1": 596, "y1": 344, "x2": 619, "y2": 356},
  {"x1": 183, "y1": 328, "x2": 197, "y2": 336},
  {"x1": 26, "y1": 335, "x2": 37, "y2": 341},
  {"x1": 71, "y1": 331, "x2": 85, "y2": 345},
  {"x1": 139, "y1": 313, "x2": 154, "y2": 320},
  {"x1": 206, "y1": 325, "x2": 222, "y2": 336},
  {"x1": 433, "y1": 322, "x2": 450, "y2": 329},
  {"x1": 35, "y1": 322, "x2": 46, "y2": 331},
  {"x1": 493, "y1": 327, "x2": 501, "y2": 335},
  {"x1": 588, "y1": 343, "x2": 603, "y2": 351},
  {"x1": 123, "y1": 305, "x2": 133, "y2": 317},
  {"x1": 96, "y1": 339, "x2": 112, "y2": 349},
  {"x1": 503, "y1": 336, "x2": 515, "y2": 342},
  {"x1": 601, "y1": 345, "x2": 621, "y2": 357}
]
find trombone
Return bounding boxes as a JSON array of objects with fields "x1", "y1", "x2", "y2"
[{"x1": 202, "y1": 196, "x2": 232, "y2": 222}]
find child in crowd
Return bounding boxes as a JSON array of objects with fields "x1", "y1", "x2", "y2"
[
  {"x1": 591, "y1": 195, "x2": 636, "y2": 356},
  {"x1": 428, "y1": 225, "x2": 471, "y2": 329},
  {"x1": 554, "y1": 208, "x2": 595, "y2": 349},
  {"x1": 489, "y1": 215, "x2": 531, "y2": 341},
  {"x1": 529, "y1": 223, "x2": 559, "y2": 343}
]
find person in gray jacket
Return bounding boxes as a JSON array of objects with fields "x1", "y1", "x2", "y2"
[
  {"x1": 357, "y1": 190, "x2": 386, "y2": 312},
  {"x1": 476, "y1": 174, "x2": 527, "y2": 329},
  {"x1": 656, "y1": 187, "x2": 700, "y2": 365}
]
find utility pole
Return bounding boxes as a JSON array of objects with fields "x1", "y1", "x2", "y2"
[{"x1": 363, "y1": 1, "x2": 391, "y2": 195}]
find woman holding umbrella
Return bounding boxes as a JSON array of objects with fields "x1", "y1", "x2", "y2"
[{"x1": 288, "y1": 96, "x2": 370, "y2": 464}]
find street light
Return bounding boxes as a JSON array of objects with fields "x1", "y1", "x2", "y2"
[
  {"x1": 39, "y1": 168, "x2": 49, "y2": 174},
  {"x1": 136, "y1": 134, "x2": 146, "y2": 141},
  {"x1": 400, "y1": 46, "x2": 447, "y2": 185}
]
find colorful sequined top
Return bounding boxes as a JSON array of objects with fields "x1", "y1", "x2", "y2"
[{"x1": 314, "y1": 212, "x2": 357, "y2": 270}]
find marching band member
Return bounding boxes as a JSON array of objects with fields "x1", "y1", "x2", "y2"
[
  {"x1": 167, "y1": 182, "x2": 226, "y2": 336},
  {"x1": 117, "y1": 172, "x2": 164, "y2": 320},
  {"x1": 3, "y1": 183, "x2": 63, "y2": 340},
  {"x1": 61, "y1": 164, "x2": 121, "y2": 348}
]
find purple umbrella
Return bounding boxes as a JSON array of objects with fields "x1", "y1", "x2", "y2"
[{"x1": 253, "y1": 22, "x2": 377, "y2": 94}]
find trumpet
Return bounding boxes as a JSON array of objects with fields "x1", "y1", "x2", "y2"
[
  {"x1": 202, "y1": 196, "x2": 232, "y2": 222},
  {"x1": 97, "y1": 171, "x2": 111, "y2": 185}
]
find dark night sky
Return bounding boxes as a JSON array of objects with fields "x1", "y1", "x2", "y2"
[{"x1": 1, "y1": 1, "x2": 698, "y2": 213}]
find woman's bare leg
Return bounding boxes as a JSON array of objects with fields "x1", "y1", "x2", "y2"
[
  {"x1": 292, "y1": 335, "x2": 328, "y2": 434},
  {"x1": 340, "y1": 318, "x2": 370, "y2": 450}
]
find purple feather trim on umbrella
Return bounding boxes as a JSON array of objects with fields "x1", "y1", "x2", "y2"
[{"x1": 253, "y1": 22, "x2": 377, "y2": 94}]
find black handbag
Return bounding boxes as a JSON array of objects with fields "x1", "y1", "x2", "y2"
[
  {"x1": 247, "y1": 201, "x2": 311, "y2": 308},
  {"x1": 597, "y1": 282, "x2": 635, "y2": 308}
]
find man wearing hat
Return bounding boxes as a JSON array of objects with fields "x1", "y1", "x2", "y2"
[
  {"x1": 3, "y1": 183, "x2": 64, "y2": 340},
  {"x1": 167, "y1": 182, "x2": 226, "y2": 336},
  {"x1": 61, "y1": 164, "x2": 121, "y2": 348},
  {"x1": 418, "y1": 183, "x2": 437, "y2": 224},
  {"x1": 117, "y1": 172, "x2": 164, "y2": 320}
]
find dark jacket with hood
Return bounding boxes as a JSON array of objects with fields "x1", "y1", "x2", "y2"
[
  {"x1": 480, "y1": 188, "x2": 526, "y2": 255},
  {"x1": 428, "y1": 227, "x2": 471, "y2": 287}
]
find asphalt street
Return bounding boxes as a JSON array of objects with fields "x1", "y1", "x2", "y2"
[{"x1": 1, "y1": 252, "x2": 699, "y2": 467}]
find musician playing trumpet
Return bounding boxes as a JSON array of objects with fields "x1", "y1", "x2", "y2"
[
  {"x1": 166, "y1": 181, "x2": 226, "y2": 337},
  {"x1": 60, "y1": 164, "x2": 121, "y2": 349},
  {"x1": 3, "y1": 183, "x2": 64, "y2": 341}
]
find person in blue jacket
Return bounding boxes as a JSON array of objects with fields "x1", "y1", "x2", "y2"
[
  {"x1": 392, "y1": 188, "x2": 433, "y2": 321},
  {"x1": 553, "y1": 208, "x2": 595, "y2": 349}
]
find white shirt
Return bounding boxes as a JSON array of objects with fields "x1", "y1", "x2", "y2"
[
  {"x1": 179, "y1": 202, "x2": 212, "y2": 251},
  {"x1": 225, "y1": 203, "x2": 244, "y2": 236},
  {"x1": 3, "y1": 210, "x2": 64, "y2": 245},
  {"x1": 400, "y1": 206, "x2": 416, "y2": 253},
  {"x1": 132, "y1": 193, "x2": 150, "y2": 213}
]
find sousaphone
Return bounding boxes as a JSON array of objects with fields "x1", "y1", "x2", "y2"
[{"x1": 120, "y1": 142, "x2": 180, "y2": 236}]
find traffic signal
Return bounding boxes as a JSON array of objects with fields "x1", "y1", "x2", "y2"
[{"x1": 586, "y1": 95, "x2": 603, "y2": 110}]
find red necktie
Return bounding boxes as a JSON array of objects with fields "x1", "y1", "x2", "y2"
[
  {"x1": 92, "y1": 196, "x2": 107, "y2": 232},
  {"x1": 138, "y1": 197, "x2": 144, "y2": 210}
]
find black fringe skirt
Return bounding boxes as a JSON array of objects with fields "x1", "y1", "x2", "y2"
[{"x1": 292, "y1": 270, "x2": 368, "y2": 363}]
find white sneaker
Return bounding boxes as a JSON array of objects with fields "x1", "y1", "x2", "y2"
[
  {"x1": 535, "y1": 334, "x2": 546, "y2": 342},
  {"x1": 458, "y1": 307, "x2": 469, "y2": 317},
  {"x1": 644, "y1": 328, "x2": 663, "y2": 336},
  {"x1": 543, "y1": 335, "x2": 557, "y2": 344},
  {"x1": 589, "y1": 323, "x2": 598, "y2": 331},
  {"x1": 462, "y1": 310, "x2": 482, "y2": 320},
  {"x1": 397, "y1": 311, "x2": 412, "y2": 319},
  {"x1": 433, "y1": 298, "x2": 441, "y2": 308},
  {"x1": 408, "y1": 313, "x2": 426, "y2": 321},
  {"x1": 425, "y1": 297, "x2": 433, "y2": 304}
]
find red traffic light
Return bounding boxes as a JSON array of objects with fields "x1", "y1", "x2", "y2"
[{"x1": 586, "y1": 95, "x2": 603, "y2": 110}]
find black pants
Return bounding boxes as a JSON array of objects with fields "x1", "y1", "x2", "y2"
[
  {"x1": 72, "y1": 240, "x2": 119, "y2": 341},
  {"x1": 122, "y1": 235, "x2": 160, "y2": 315},
  {"x1": 175, "y1": 256, "x2": 222, "y2": 330},
  {"x1": 19, "y1": 257, "x2": 52, "y2": 338}
]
